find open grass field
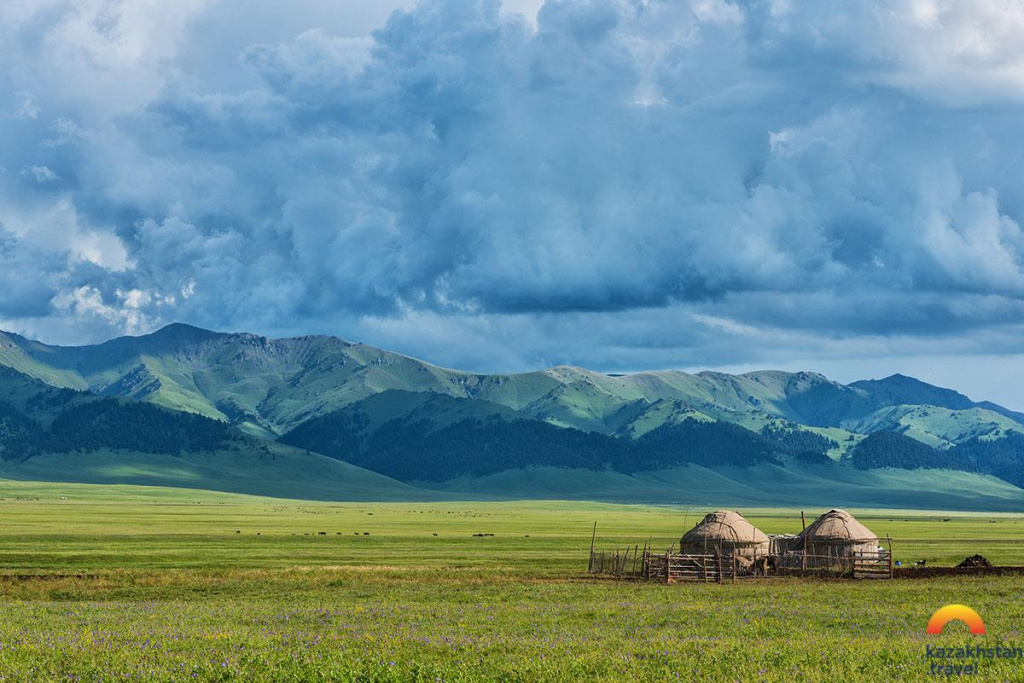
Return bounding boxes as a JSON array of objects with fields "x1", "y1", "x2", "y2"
[{"x1": 1, "y1": 479, "x2": 1024, "y2": 681}]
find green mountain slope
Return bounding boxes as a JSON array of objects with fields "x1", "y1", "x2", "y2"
[
  {"x1": 845, "y1": 405, "x2": 1019, "y2": 448},
  {"x1": 279, "y1": 391, "x2": 842, "y2": 481},
  {"x1": 0, "y1": 366, "x2": 426, "y2": 501},
  {"x1": 4, "y1": 323, "x2": 1024, "y2": 508},
  {"x1": 426, "y1": 463, "x2": 1024, "y2": 511},
  {"x1": 3, "y1": 339, "x2": 1024, "y2": 508},
  {"x1": 7, "y1": 324, "x2": 1020, "y2": 449},
  {"x1": 0, "y1": 443, "x2": 430, "y2": 502},
  {"x1": 0, "y1": 331, "x2": 90, "y2": 390},
  {"x1": 850, "y1": 374, "x2": 975, "y2": 410}
]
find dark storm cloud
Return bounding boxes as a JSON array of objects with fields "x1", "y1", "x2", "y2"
[{"x1": 2, "y1": 0, "x2": 1024, "y2": 393}]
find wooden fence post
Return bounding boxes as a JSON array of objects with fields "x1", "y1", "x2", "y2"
[
  {"x1": 588, "y1": 521, "x2": 597, "y2": 572},
  {"x1": 887, "y1": 536, "x2": 894, "y2": 579}
]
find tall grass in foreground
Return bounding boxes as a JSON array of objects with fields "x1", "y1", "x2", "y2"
[{"x1": 0, "y1": 572, "x2": 1021, "y2": 682}]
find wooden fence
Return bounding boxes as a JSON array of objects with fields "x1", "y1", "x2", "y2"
[
  {"x1": 588, "y1": 544, "x2": 740, "y2": 583},
  {"x1": 775, "y1": 549, "x2": 893, "y2": 578},
  {"x1": 588, "y1": 544, "x2": 643, "y2": 577},
  {"x1": 642, "y1": 550, "x2": 738, "y2": 583},
  {"x1": 852, "y1": 550, "x2": 893, "y2": 579},
  {"x1": 588, "y1": 546, "x2": 893, "y2": 581}
]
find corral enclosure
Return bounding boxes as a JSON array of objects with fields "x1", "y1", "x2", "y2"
[
  {"x1": 2, "y1": 481, "x2": 1024, "y2": 681},
  {"x1": 591, "y1": 509, "x2": 894, "y2": 582}
]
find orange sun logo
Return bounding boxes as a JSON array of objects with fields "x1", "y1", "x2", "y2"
[{"x1": 926, "y1": 605, "x2": 987, "y2": 636}]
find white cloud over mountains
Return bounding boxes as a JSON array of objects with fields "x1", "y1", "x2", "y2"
[{"x1": 2, "y1": 0, "x2": 1024, "y2": 405}]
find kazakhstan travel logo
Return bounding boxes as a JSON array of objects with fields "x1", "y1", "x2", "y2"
[
  {"x1": 926, "y1": 605, "x2": 986, "y2": 635},
  {"x1": 924, "y1": 605, "x2": 1023, "y2": 677}
]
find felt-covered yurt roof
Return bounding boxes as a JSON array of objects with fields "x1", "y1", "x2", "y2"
[
  {"x1": 681, "y1": 510, "x2": 769, "y2": 546},
  {"x1": 799, "y1": 509, "x2": 877, "y2": 544}
]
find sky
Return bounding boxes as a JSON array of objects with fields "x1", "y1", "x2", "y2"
[{"x1": 3, "y1": 0, "x2": 1024, "y2": 408}]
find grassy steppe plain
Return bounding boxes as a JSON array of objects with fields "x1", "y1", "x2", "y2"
[{"x1": 1, "y1": 480, "x2": 1024, "y2": 681}]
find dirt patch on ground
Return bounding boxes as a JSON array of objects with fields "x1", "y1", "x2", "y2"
[
  {"x1": 957, "y1": 554, "x2": 993, "y2": 569},
  {"x1": 0, "y1": 573, "x2": 99, "y2": 582},
  {"x1": 895, "y1": 565, "x2": 1024, "y2": 579}
]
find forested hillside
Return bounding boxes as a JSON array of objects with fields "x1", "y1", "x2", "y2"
[
  {"x1": 4, "y1": 324, "x2": 1024, "y2": 499},
  {"x1": 280, "y1": 391, "x2": 835, "y2": 481},
  {"x1": 3, "y1": 324, "x2": 1022, "y2": 453},
  {"x1": 0, "y1": 365, "x2": 243, "y2": 460}
]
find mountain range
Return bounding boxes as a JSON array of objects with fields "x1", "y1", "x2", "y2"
[{"x1": 1, "y1": 323, "x2": 1023, "y2": 509}]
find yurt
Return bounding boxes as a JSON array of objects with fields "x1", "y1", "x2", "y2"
[
  {"x1": 795, "y1": 509, "x2": 879, "y2": 566},
  {"x1": 679, "y1": 510, "x2": 770, "y2": 570}
]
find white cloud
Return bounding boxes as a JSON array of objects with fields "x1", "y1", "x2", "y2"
[
  {"x1": 1, "y1": 0, "x2": 213, "y2": 117},
  {"x1": 53, "y1": 286, "x2": 155, "y2": 336},
  {"x1": 43, "y1": 118, "x2": 81, "y2": 148},
  {"x1": 0, "y1": 0, "x2": 1023, "y2": 402},
  {"x1": 0, "y1": 194, "x2": 130, "y2": 273},
  {"x1": 13, "y1": 91, "x2": 39, "y2": 119},
  {"x1": 19, "y1": 166, "x2": 58, "y2": 183},
  {"x1": 750, "y1": 0, "x2": 1024, "y2": 105},
  {"x1": 690, "y1": 0, "x2": 743, "y2": 26},
  {"x1": 72, "y1": 229, "x2": 131, "y2": 272}
]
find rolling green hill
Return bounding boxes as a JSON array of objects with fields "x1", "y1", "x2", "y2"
[
  {"x1": 0, "y1": 444, "x2": 430, "y2": 502},
  {"x1": 277, "y1": 390, "x2": 824, "y2": 480},
  {"x1": 3, "y1": 323, "x2": 1024, "y2": 508},
  {"x1": 424, "y1": 462, "x2": 1024, "y2": 511},
  {"x1": 0, "y1": 366, "x2": 427, "y2": 501},
  {"x1": 845, "y1": 404, "x2": 1019, "y2": 448},
  {"x1": 3, "y1": 324, "x2": 1020, "y2": 449}
]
